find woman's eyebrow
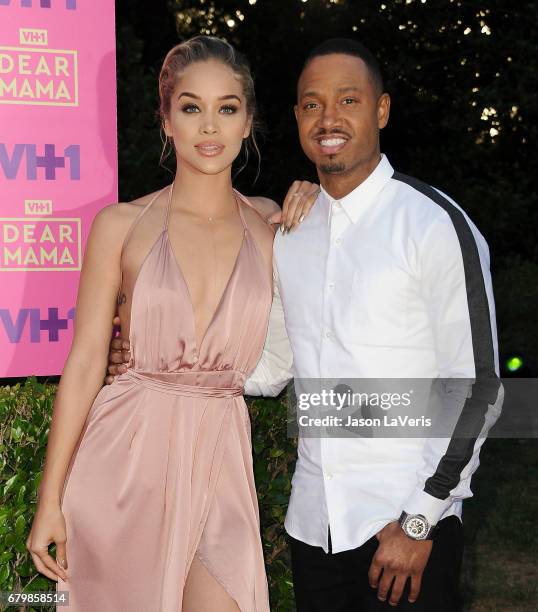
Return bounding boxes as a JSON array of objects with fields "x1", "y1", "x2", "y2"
[
  {"x1": 178, "y1": 91, "x2": 200, "y2": 100},
  {"x1": 177, "y1": 92, "x2": 241, "y2": 102}
]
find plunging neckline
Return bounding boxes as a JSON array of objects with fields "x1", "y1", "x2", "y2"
[
  {"x1": 164, "y1": 227, "x2": 247, "y2": 358},
  {"x1": 121, "y1": 184, "x2": 254, "y2": 361},
  {"x1": 162, "y1": 183, "x2": 249, "y2": 358}
]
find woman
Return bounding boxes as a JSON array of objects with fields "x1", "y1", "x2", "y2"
[{"x1": 26, "y1": 36, "x2": 317, "y2": 611}]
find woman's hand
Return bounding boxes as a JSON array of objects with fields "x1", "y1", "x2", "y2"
[
  {"x1": 26, "y1": 502, "x2": 69, "y2": 582},
  {"x1": 267, "y1": 180, "x2": 320, "y2": 234}
]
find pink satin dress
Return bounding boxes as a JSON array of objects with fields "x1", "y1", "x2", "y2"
[{"x1": 57, "y1": 185, "x2": 273, "y2": 611}]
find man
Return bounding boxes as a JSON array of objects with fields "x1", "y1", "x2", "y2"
[
  {"x1": 246, "y1": 38, "x2": 502, "y2": 611},
  {"x1": 109, "y1": 39, "x2": 503, "y2": 610}
]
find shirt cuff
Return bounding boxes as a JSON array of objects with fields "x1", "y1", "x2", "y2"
[
  {"x1": 402, "y1": 489, "x2": 453, "y2": 527},
  {"x1": 244, "y1": 358, "x2": 290, "y2": 397}
]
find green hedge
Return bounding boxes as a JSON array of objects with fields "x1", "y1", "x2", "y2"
[
  {"x1": 0, "y1": 378, "x2": 296, "y2": 611},
  {"x1": 2, "y1": 380, "x2": 537, "y2": 611},
  {"x1": 0, "y1": 378, "x2": 58, "y2": 610}
]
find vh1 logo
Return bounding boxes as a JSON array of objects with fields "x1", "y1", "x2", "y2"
[
  {"x1": 0, "y1": 143, "x2": 80, "y2": 180},
  {"x1": 0, "y1": 306, "x2": 75, "y2": 343},
  {"x1": 19, "y1": 29, "x2": 48, "y2": 46},
  {"x1": 0, "y1": 1, "x2": 77, "y2": 9}
]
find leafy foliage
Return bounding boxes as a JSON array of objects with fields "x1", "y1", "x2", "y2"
[
  {"x1": 0, "y1": 378, "x2": 58, "y2": 611},
  {"x1": 249, "y1": 394, "x2": 297, "y2": 610}
]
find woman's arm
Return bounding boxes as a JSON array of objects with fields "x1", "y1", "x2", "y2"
[
  {"x1": 26, "y1": 204, "x2": 130, "y2": 581},
  {"x1": 37, "y1": 205, "x2": 127, "y2": 506}
]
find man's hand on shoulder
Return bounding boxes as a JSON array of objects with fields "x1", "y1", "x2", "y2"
[{"x1": 368, "y1": 521, "x2": 433, "y2": 606}]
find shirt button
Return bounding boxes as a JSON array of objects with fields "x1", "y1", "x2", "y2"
[
  {"x1": 335, "y1": 237, "x2": 342, "y2": 246},
  {"x1": 325, "y1": 472, "x2": 333, "y2": 480},
  {"x1": 328, "y1": 282, "x2": 335, "y2": 291},
  {"x1": 334, "y1": 201, "x2": 341, "y2": 209},
  {"x1": 324, "y1": 330, "x2": 332, "y2": 339}
]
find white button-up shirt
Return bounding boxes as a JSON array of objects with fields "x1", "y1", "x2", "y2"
[{"x1": 245, "y1": 154, "x2": 503, "y2": 554}]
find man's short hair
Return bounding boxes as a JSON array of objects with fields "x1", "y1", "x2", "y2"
[{"x1": 302, "y1": 38, "x2": 384, "y2": 95}]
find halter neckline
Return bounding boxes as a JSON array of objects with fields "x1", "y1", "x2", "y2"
[
  {"x1": 118, "y1": 183, "x2": 254, "y2": 307},
  {"x1": 163, "y1": 182, "x2": 248, "y2": 232}
]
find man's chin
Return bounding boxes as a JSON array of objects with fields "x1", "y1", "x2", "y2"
[{"x1": 319, "y1": 161, "x2": 347, "y2": 174}]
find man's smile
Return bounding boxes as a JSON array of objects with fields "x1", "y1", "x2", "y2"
[{"x1": 315, "y1": 134, "x2": 350, "y2": 155}]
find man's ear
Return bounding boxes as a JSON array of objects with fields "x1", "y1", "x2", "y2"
[
  {"x1": 378, "y1": 93, "x2": 391, "y2": 130},
  {"x1": 294, "y1": 104, "x2": 299, "y2": 123}
]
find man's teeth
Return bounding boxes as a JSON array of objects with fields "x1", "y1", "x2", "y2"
[{"x1": 320, "y1": 138, "x2": 346, "y2": 146}]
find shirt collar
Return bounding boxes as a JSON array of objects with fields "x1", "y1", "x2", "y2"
[{"x1": 320, "y1": 153, "x2": 394, "y2": 225}]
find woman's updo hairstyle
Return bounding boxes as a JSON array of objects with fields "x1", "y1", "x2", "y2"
[{"x1": 158, "y1": 35, "x2": 262, "y2": 179}]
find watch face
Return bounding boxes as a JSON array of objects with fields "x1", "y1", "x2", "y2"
[{"x1": 405, "y1": 515, "x2": 429, "y2": 539}]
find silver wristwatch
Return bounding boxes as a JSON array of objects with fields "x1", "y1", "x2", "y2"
[{"x1": 398, "y1": 511, "x2": 437, "y2": 540}]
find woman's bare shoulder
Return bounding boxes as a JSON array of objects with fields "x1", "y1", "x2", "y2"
[
  {"x1": 247, "y1": 195, "x2": 281, "y2": 218},
  {"x1": 92, "y1": 188, "x2": 166, "y2": 233},
  {"x1": 235, "y1": 196, "x2": 275, "y2": 264},
  {"x1": 241, "y1": 195, "x2": 280, "y2": 237},
  {"x1": 240, "y1": 195, "x2": 277, "y2": 238},
  {"x1": 77, "y1": 193, "x2": 157, "y2": 262}
]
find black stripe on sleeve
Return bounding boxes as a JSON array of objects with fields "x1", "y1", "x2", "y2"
[{"x1": 392, "y1": 172, "x2": 501, "y2": 500}]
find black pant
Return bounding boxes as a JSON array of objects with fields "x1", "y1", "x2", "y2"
[{"x1": 289, "y1": 516, "x2": 464, "y2": 611}]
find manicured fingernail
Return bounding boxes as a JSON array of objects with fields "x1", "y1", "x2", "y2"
[
  {"x1": 299, "y1": 214, "x2": 305, "y2": 223},
  {"x1": 280, "y1": 224, "x2": 284, "y2": 233}
]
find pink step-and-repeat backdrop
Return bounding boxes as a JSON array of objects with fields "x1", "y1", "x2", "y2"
[{"x1": 0, "y1": 0, "x2": 117, "y2": 377}]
